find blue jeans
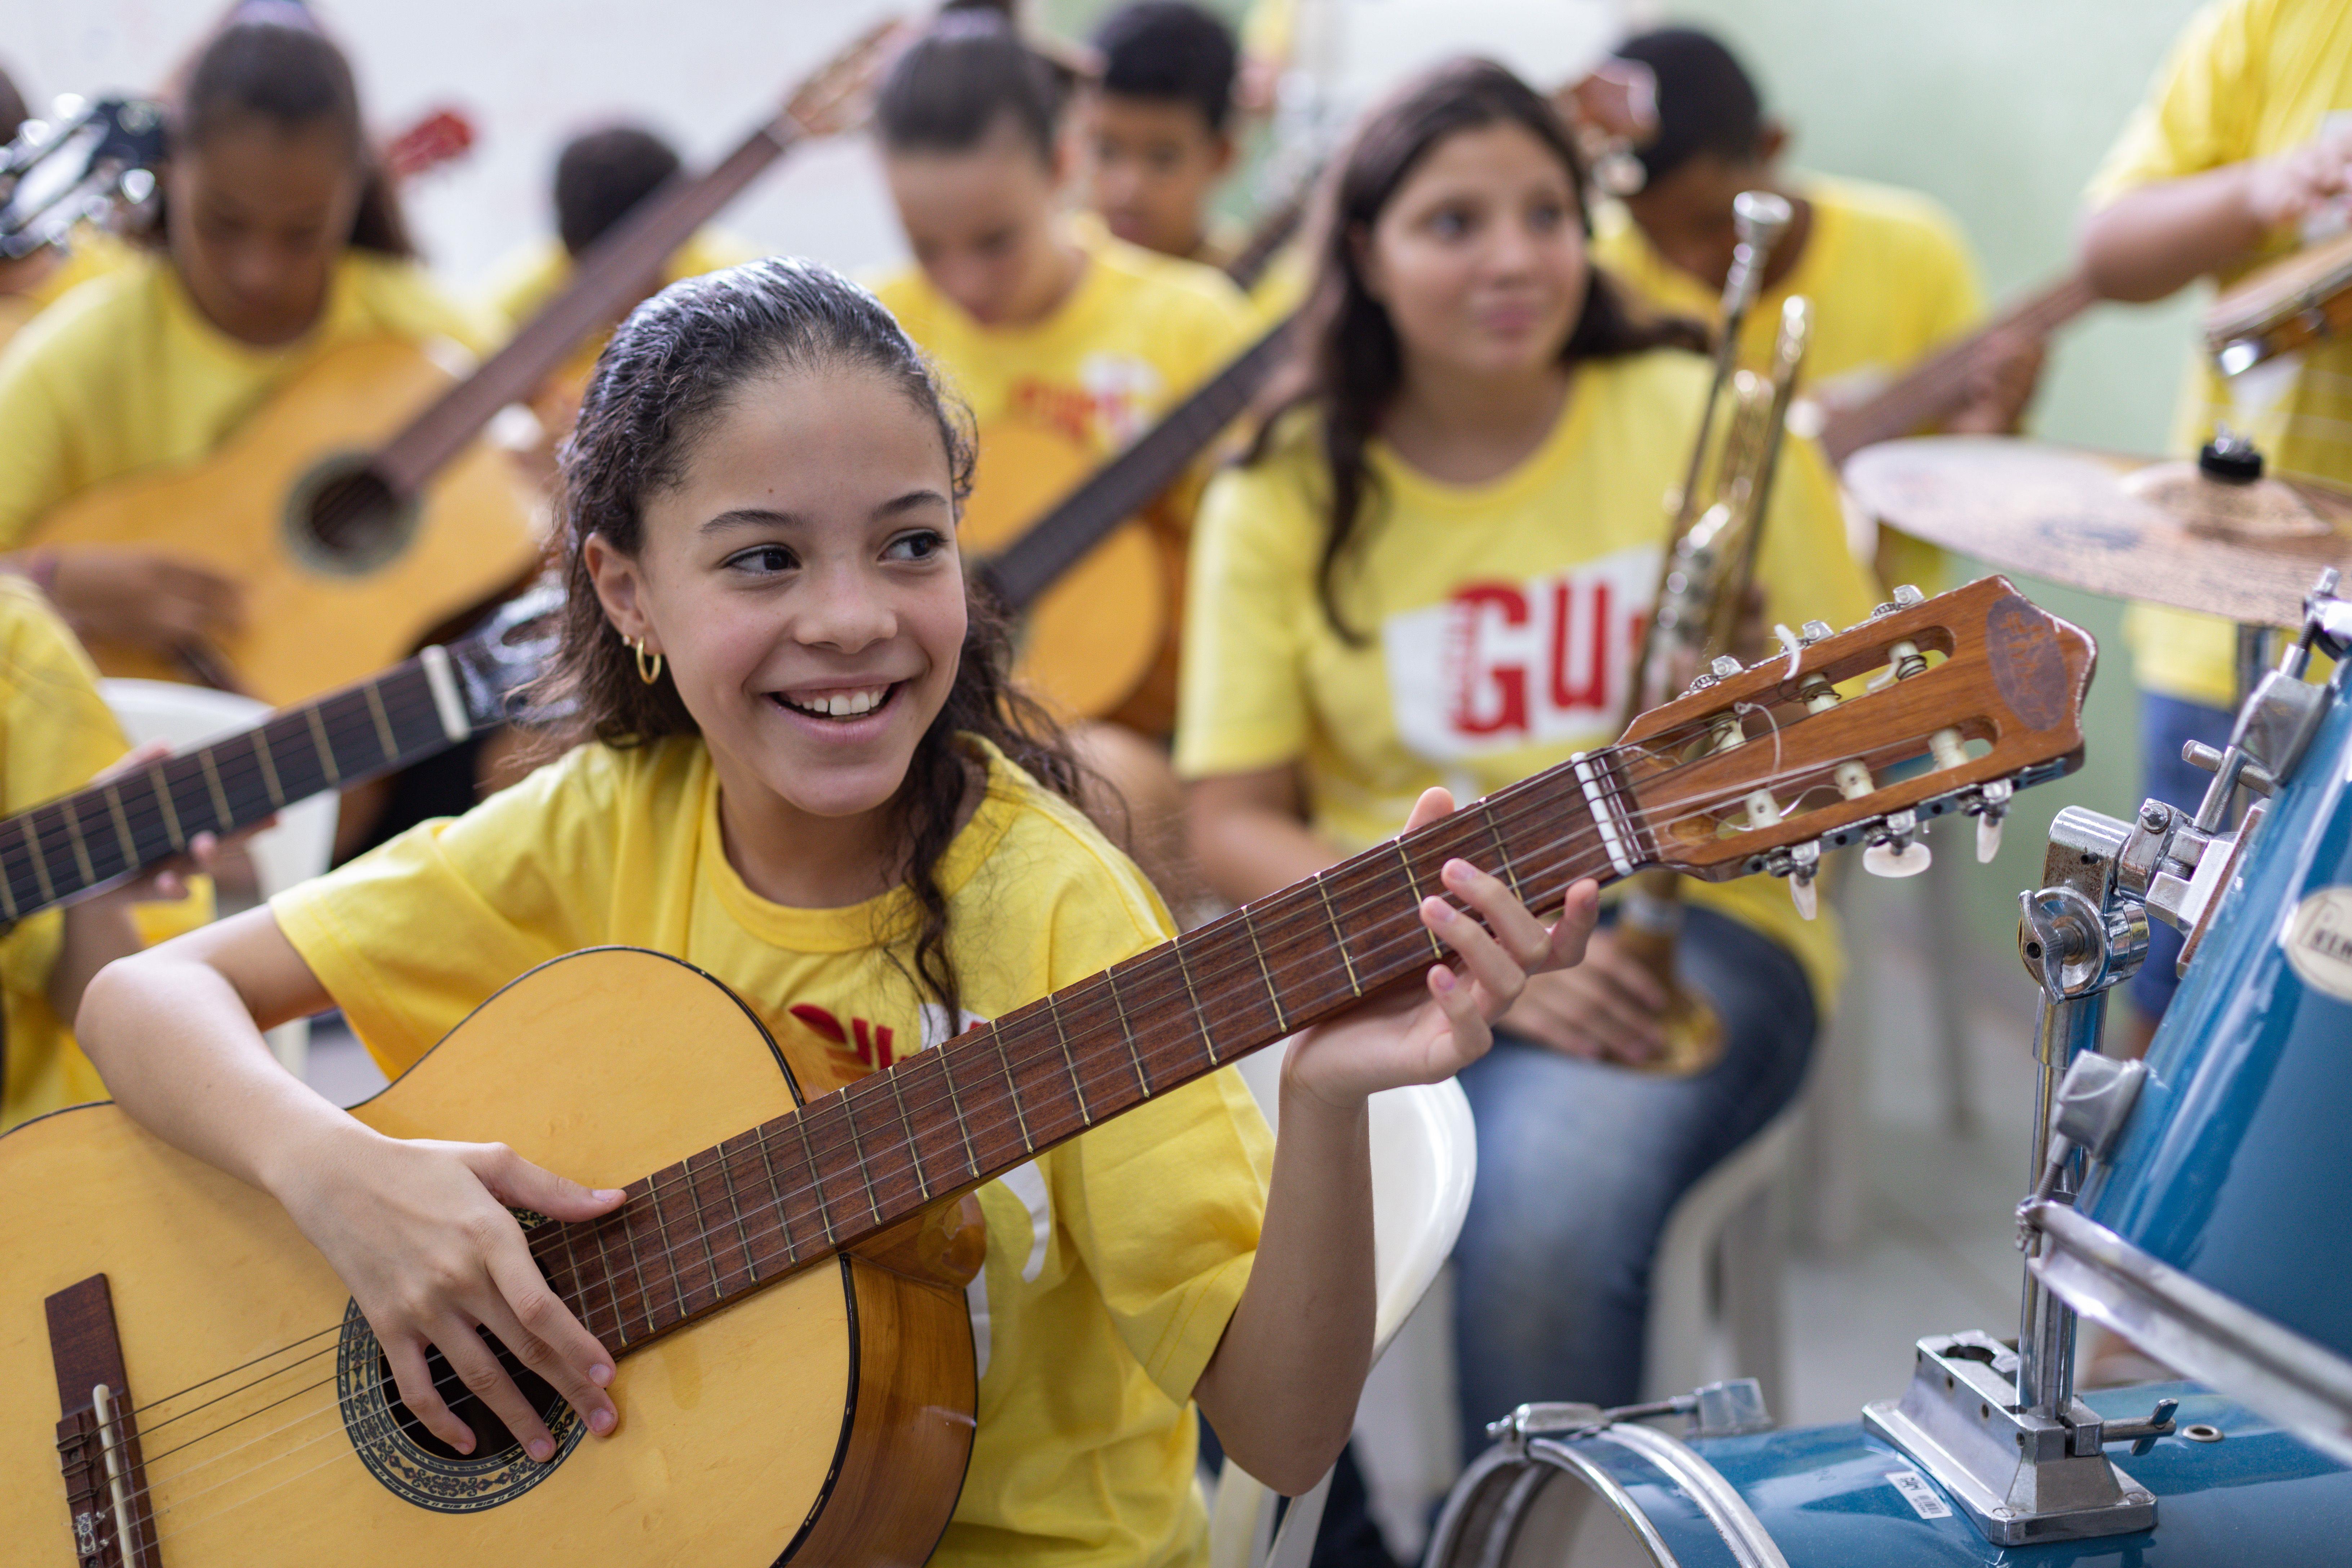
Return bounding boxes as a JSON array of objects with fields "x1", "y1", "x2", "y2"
[
  {"x1": 2127, "y1": 692, "x2": 2236, "y2": 1023},
  {"x1": 1450, "y1": 905, "x2": 1816, "y2": 1453}
]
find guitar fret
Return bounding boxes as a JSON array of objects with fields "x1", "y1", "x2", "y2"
[
  {"x1": 830, "y1": 1098, "x2": 884, "y2": 1230},
  {"x1": 364, "y1": 681, "x2": 398, "y2": 762},
  {"x1": 1483, "y1": 807, "x2": 1525, "y2": 901},
  {"x1": 677, "y1": 1153, "x2": 725, "y2": 1312},
  {"x1": 1042, "y1": 993, "x2": 1090, "y2": 1126},
  {"x1": 147, "y1": 764, "x2": 183, "y2": 850},
  {"x1": 20, "y1": 814, "x2": 54, "y2": 905},
  {"x1": 1101, "y1": 966, "x2": 1152, "y2": 1097},
  {"x1": 61, "y1": 804, "x2": 95, "y2": 890},
  {"x1": 650, "y1": 1176, "x2": 692, "y2": 1319},
  {"x1": 992, "y1": 1029, "x2": 1036, "y2": 1152},
  {"x1": 1312, "y1": 872, "x2": 1362, "y2": 998},
  {"x1": 1395, "y1": 842, "x2": 1444, "y2": 958},
  {"x1": 712, "y1": 1146, "x2": 759, "y2": 1287},
  {"x1": 937, "y1": 1048, "x2": 981, "y2": 1181},
  {"x1": 103, "y1": 784, "x2": 138, "y2": 866},
  {"x1": 586, "y1": 1211, "x2": 628, "y2": 1347},
  {"x1": 548, "y1": 1221, "x2": 584, "y2": 1307},
  {"x1": 304, "y1": 708, "x2": 341, "y2": 786},
  {"x1": 612, "y1": 1201, "x2": 655, "y2": 1343},
  {"x1": 253, "y1": 730, "x2": 286, "y2": 808},
  {"x1": 751, "y1": 1121, "x2": 795, "y2": 1262},
  {"x1": 795, "y1": 1113, "x2": 837, "y2": 1248},
  {"x1": 0, "y1": 832, "x2": 18, "y2": 920},
  {"x1": 887, "y1": 1066, "x2": 931, "y2": 1202},
  {"x1": 1172, "y1": 941, "x2": 1218, "y2": 1066},
  {"x1": 197, "y1": 749, "x2": 233, "y2": 830},
  {"x1": 1239, "y1": 908, "x2": 1288, "y2": 1035}
]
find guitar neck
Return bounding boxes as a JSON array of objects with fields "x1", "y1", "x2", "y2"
[
  {"x1": 0, "y1": 653, "x2": 472, "y2": 924},
  {"x1": 1817, "y1": 270, "x2": 2096, "y2": 468},
  {"x1": 530, "y1": 747, "x2": 1629, "y2": 1354},
  {"x1": 1226, "y1": 195, "x2": 1308, "y2": 292},
  {"x1": 373, "y1": 114, "x2": 803, "y2": 498},
  {"x1": 977, "y1": 315, "x2": 1295, "y2": 610}
]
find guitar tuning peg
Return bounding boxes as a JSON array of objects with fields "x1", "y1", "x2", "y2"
[
  {"x1": 1864, "y1": 840, "x2": 1933, "y2": 878},
  {"x1": 1790, "y1": 872, "x2": 1818, "y2": 921},
  {"x1": 1892, "y1": 584, "x2": 1925, "y2": 608},
  {"x1": 1977, "y1": 811, "x2": 2004, "y2": 863},
  {"x1": 1709, "y1": 654, "x2": 1744, "y2": 679},
  {"x1": 1799, "y1": 619, "x2": 1834, "y2": 644}
]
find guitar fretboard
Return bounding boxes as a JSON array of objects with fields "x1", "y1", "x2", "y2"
[
  {"x1": 977, "y1": 316, "x2": 1295, "y2": 610},
  {"x1": 527, "y1": 751, "x2": 1640, "y2": 1352},
  {"x1": 0, "y1": 660, "x2": 460, "y2": 924}
]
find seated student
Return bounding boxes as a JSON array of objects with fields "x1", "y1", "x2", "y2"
[
  {"x1": 1179, "y1": 59, "x2": 1877, "y2": 1446},
  {"x1": 77, "y1": 255, "x2": 1591, "y2": 1563},
  {"x1": 480, "y1": 122, "x2": 754, "y2": 465},
  {"x1": 0, "y1": 18, "x2": 501, "y2": 852},
  {"x1": 1083, "y1": 1, "x2": 1244, "y2": 268},
  {"x1": 869, "y1": 12, "x2": 1253, "y2": 906},
  {"x1": 2076, "y1": 0, "x2": 2352, "y2": 1049},
  {"x1": 0, "y1": 575, "x2": 215, "y2": 1131},
  {"x1": 1590, "y1": 26, "x2": 2045, "y2": 583}
]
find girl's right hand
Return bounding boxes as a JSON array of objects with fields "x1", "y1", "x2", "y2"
[
  {"x1": 274, "y1": 1127, "x2": 627, "y2": 1461},
  {"x1": 1501, "y1": 928, "x2": 1669, "y2": 1065},
  {"x1": 46, "y1": 547, "x2": 243, "y2": 655}
]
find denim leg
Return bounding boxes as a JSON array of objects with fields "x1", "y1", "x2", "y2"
[
  {"x1": 2126, "y1": 692, "x2": 2236, "y2": 1022},
  {"x1": 1449, "y1": 907, "x2": 1816, "y2": 1454}
]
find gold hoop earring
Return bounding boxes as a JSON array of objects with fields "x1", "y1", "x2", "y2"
[{"x1": 630, "y1": 636, "x2": 663, "y2": 685}]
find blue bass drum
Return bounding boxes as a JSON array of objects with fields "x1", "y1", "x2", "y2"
[
  {"x1": 1425, "y1": 1385, "x2": 2351, "y2": 1567},
  {"x1": 2035, "y1": 671, "x2": 2352, "y2": 1460}
]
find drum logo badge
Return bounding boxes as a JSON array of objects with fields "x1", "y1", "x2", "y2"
[{"x1": 2283, "y1": 886, "x2": 2352, "y2": 1002}]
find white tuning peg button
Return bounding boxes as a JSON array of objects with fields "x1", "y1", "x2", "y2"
[
  {"x1": 1976, "y1": 813, "x2": 2004, "y2": 864},
  {"x1": 1863, "y1": 840, "x2": 1933, "y2": 878},
  {"x1": 1790, "y1": 875, "x2": 1818, "y2": 921}
]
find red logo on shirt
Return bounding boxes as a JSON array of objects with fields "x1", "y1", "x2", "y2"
[{"x1": 789, "y1": 1003, "x2": 899, "y2": 1070}]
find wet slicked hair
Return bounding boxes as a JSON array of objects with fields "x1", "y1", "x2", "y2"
[
  {"x1": 1093, "y1": 1, "x2": 1238, "y2": 135},
  {"x1": 543, "y1": 257, "x2": 1081, "y2": 1026},
  {"x1": 874, "y1": 10, "x2": 1064, "y2": 165},
  {"x1": 1614, "y1": 27, "x2": 1765, "y2": 187}
]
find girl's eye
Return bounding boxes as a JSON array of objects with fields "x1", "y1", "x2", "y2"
[
  {"x1": 1428, "y1": 206, "x2": 1474, "y2": 240},
  {"x1": 1529, "y1": 200, "x2": 1568, "y2": 233},
  {"x1": 726, "y1": 544, "x2": 798, "y2": 575},
  {"x1": 885, "y1": 529, "x2": 947, "y2": 562}
]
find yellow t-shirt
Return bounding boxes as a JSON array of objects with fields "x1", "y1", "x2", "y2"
[
  {"x1": 1174, "y1": 351, "x2": 1880, "y2": 1008},
  {"x1": 0, "y1": 576, "x2": 129, "y2": 1129},
  {"x1": 0, "y1": 249, "x2": 490, "y2": 550},
  {"x1": 0, "y1": 227, "x2": 135, "y2": 350},
  {"x1": 874, "y1": 222, "x2": 1252, "y2": 476},
  {"x1": 2086, "y1": 0, "x2": 2352, "y2": 706},
  {"x1": 1594, "y1": 174, "x2": 1988, "y2": 592},
  {"x1": 270, "y1": 734, "x2": 1273, "y2": 1568},
  {"x1": 478, "y1": 228, "x2": 757, "y2": 392}
]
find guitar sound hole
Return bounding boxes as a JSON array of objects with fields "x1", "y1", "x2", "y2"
[
  {"x1": 305, "y1": 467, "x2": 403, "y2": 561},
  {"x1": 377, "y1": 1328, "x2": 566, "y2": 1461}
]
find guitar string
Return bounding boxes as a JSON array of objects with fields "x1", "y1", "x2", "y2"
[
  {"x1": 90, "y1": 732, "x2": 1907, "y2": 1516},
  {"x1": 94, "y1": 714, "x2": 1922, "y2": 1476},
  {"x1": 87, "y1": 673, "x2": 1976, "y2": 1505}
]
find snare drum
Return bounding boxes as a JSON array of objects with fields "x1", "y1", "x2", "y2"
[
  {"x1": 1426, "y1": 1384, "x2": 2351, "y2": 1566},
  {"x1": 2205, "y1": 229, "x2": 2352, "y2": 374},
  {"x1": 2035, "y1": 673, "x2": 2352, "y2": 1460}
]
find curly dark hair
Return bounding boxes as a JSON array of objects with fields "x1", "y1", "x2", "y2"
[
  {"x1": 1256, "y1": 57, "x2": 1708, "y2": 640},
  {"x1": 538, "y1": 256, "x2": 1082, "y2": 1027}
]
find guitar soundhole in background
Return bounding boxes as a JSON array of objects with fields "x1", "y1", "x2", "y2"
[
  {"x1": 286, "y1": 456, "x2": 420, "y2": 578},
  {"x1": 377, "y1": 1332, "x2": 566, "y2": 1461},
  {"x1": 336, "y1": 1299, "x2": 582, "y2": 1513}
]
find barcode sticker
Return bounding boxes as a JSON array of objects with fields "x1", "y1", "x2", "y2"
[{"x1": 1886, "y1": 1469, "x2": 1954, "y2": 1520}]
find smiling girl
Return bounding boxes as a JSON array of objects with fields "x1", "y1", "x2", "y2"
[
  {"x1": 76, "y1": 257, "x2": 1592, "y2": 1564},
  {"x1": 1177, "y1": 60, "x2": 1876, "y2": 1447}
]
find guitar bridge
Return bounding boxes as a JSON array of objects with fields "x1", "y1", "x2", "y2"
[{"x1": 48, "y1": 1275, "x2": 159, "y2": 1567}]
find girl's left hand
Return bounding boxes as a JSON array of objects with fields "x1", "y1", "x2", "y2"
[{"x1": 1282, "y1": 787, "x2": 1602, "y2": 1110}]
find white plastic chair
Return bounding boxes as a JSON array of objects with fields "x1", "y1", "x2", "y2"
[
  {"x1": 100, "y1": 679, "x2": 340, "y2": 1077},
  {"x1": 1206, "y1": 1046, "x2": 1478, "y2": 1568},
  {"x1": 1640, "y1": 1093, "x2": 1804, "y2": 1407}
]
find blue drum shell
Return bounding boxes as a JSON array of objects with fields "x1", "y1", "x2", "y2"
[
  {"x1": 2080, "y1": 687, "x2": 2352, "y2": 1358},
  {"x1": 1591, "y1": 1386, "x2": 2349, "y2": 1565}
]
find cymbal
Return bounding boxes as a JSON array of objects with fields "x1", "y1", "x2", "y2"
[{"x1": 1844, "y1": 436, "x2": 2352, "y2": 628}]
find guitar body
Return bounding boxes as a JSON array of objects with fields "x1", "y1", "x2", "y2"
[
  {"x1": 0, "y1": 948, "x2": 975, "y2": 1565},
  {"x1": 963, "y1": 421, "x2": 1181, "y2": 733},
  {"x1": 27, "y1": 337, "x2": 544, "y2": 708}
]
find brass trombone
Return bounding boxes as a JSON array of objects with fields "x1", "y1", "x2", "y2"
[{"x1": 1614, "y1": 190, "x2": 1812, "y2": 1075}]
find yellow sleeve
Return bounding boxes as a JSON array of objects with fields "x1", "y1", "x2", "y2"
[
  {"x1": 2086, "y1": 0, "x2": 2266, "y2": 206},
  {"x1": 270, "y1": 744, "x2": 620, "y2": 1077},
  {"x1": 1174, "y1": 447, "x2": 1322, "y2": 779},
  {"x1": 0, "y1": 300, "x2": 95, "y2": 550},
  {"x1": 1023, "y1": 837, "x2": 1274, "y2": 1404},
  {"x1": 0, "y1": 580, "x2": 128, "y2": 1002}
]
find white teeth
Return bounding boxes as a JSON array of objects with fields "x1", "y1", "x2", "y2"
[{"x1": 783, "y1": 685, "x2": 888, "y2": 718}]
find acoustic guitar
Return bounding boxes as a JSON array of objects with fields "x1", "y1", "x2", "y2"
[
  {"x1": 0, "y1": 587, "x2": 552, "y2": 930},
  {"x1": 965, "y1": 316, "x2": 1292, "y2": 732},
  {"x1": 0, "y1": 576, "x2": 2092, "y2": 1564},
  {"x1": 22, "y1": 29, "x2": 890, "y2": 710}
]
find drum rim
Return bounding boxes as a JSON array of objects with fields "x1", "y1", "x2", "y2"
[
  {"x1": 1425, "y1": 1436, "x2": 1685, "y2": 1567},
  {"x1": 2032, "y1": 1201, "x2": 2352, "y2": 1464},
  {"x1": 1558, "y1": 1426, "x2": 1790, "y2": 1568}
]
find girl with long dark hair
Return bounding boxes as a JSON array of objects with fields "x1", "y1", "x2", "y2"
[
  {"x1": 1178, "y1": 59, "x2": 1877, "y2": 1440},
  {"x1": 78, "y1": 256, "x2": 1592, "y2": 1563}
]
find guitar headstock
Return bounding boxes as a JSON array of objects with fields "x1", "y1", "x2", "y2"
[
  {"x1": 784, "y1": 19, "x2": 909, "y2": 140},
  {"x1": 447, "y1": 580, "x2": 565, "y2": 729},
  {"x1": 383, "y1": 108, "x2": 477, "y2": 182},
  {"x1": 1613, "y1": 576, "x2": 2094, "y2": 886}
]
